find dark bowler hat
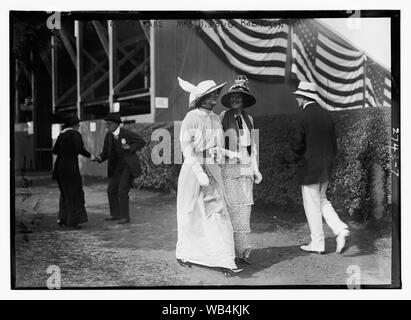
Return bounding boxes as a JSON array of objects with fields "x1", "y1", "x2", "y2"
[
  {"x1": 104, "y1": 112, "x2": 122, "y2": 124},
  {"x1": 64, "y1": 114, "x2": 80, "y2": 127}
]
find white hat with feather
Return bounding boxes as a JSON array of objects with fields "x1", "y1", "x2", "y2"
[{"x1": 178, "y1": 77, "x2": 227, "y2": 108}]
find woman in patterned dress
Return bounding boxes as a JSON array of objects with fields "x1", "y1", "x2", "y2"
[
  {"x1": 175, "y1": 77, "x2": 243, "y2": 277},
  {"x1": 219, "y1": 75, "x2": 263, "y2": 265}
]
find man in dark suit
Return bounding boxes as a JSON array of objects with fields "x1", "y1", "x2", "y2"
[
  {"x1": 290, "y1": 82, "x2": 350, "y2": 254},
  {"x1": 95, "y1": 113, "x2": 146, "y2": 224}
]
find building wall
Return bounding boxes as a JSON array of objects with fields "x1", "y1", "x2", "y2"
[
  {"x1": 14, "y1": 129, "x2": 35, "y2": 174},
  {"x1": 78, "y1": 120, "x2": 108, "y2": 177},
  {"x1": 153, "y1": 20, "x2": 300, "y2": 122}
]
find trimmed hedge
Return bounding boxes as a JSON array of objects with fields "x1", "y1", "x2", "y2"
[
  {"x1": 125, "y1": 107, "x2": 391, "y2": 220},
  {"x1": 125, "y1": 121, "x2": 181, "y2": 193},
  {"x1": 254, "y1": 107, "x2": 391, "y2": 219}
]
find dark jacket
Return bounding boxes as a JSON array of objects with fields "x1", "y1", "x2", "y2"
[
  {"x1": 52, "y1": 129, "x2": 91, "y2": 180},
  {"x1": 290, "y1": 102, "x2": 337, "y2": 185},
  {"x1": 99, "y1": 128, "x2": 146, "y2": 178}
]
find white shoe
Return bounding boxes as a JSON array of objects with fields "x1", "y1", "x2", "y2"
[
  {"x1": 300, "y1": 243, "x2": 325, "y2": 254},
  {"x1": 336, "y1": 229, "x2": 350, "y2": 254}
]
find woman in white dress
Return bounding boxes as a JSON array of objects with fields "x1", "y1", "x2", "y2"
[{"x1": 176, "y1": 77, "x2": 243, "y2": 277}]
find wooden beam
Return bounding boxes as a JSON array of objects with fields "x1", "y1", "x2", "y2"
[
  {"x1": 19, "y1": 60, "x2": 31, "y2": 83},
  {"x1": 81, "y1": 72, "x2": 109, "y2": 100},
  {"x1": 117, "y1": 37, "x2": 148, "y2": 68},
  {"x1": 116, "y1": 38, "x2": 149, "y2": 69},
  {"x1": 139, "y1": 20, "x2": 150, "y2": 42},
  {"x1": 108, "y1": 20, "x2": 118, "y2": 112},
  {"x1": 56, "y1": 60, "x2": 108, "y2": 105},
  {"x1": 51, "y1": 32, "x2": 58, "y2": 113},
  {"x1": 149, "y1": 22, "x2": 155, "y2": 122},
  {"x1": 118, "y1": 34, "x2": 146, "y2": 49},
  {"x1": 75, "y1": 20, "x2": 83, "y2": 119},
  {"x1": 119, "y1": 45, "x2": 141, "y2": 67},
  {"x1": 66, "y1": 31, "x2": 106, "y2": 73},
  {"x1": 56, "y1": 85, "x2": 75, "y2": 105},
  {"x1": 57, "y1": 27, "x2": 77, "y2": 67},
  {"x1": 39, "y1": 48, "x2": 52, "y2": 77},
  {"x1": 15, "y1": 59, "x2": 19, "y2": 121},
  {"x1": 83, "y1": 50, "x2": 106, "y2": 73},
  {"x1": 113, "y1": 57, "x2": 149, "y2": 94},
  {"x1": 92, "y1": 20, "x2": 109, "y2": 58},
  {"x1": 143, "y1": 43, "x2": 149, "y2": 88}
]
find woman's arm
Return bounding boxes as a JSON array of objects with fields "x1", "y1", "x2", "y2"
[
  {"x1": 98, "y1": 133, "x2": 110, "y2": 162},
  {"x1": 180, "y1": 115, "x2": 209, "y2": 187},
  {"x1": 73, "y1": 131, "x2": 91, "y2": 158},
  {"x1": 249, "y1": 116, "x2": 262, "y2": 184},
  {"x1": 52, "y1": 136, "x2": 60, "y2": 155}
]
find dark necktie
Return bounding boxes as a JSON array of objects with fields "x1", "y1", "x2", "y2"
[{"x1": 235, "y1": 115, "x2": 243, "y2": 130}]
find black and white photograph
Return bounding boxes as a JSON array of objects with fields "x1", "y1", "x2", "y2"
[{"x1": 7, "y1": 6, "x2": 401, "y2": 292}]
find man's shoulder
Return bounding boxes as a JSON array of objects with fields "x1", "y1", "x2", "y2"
[
  {"x1": 120, "y1": 127, "x2": 135, "y2": 135},
  {"x1": 121, "y1": 127, "x2": 144, "y2": 140}
]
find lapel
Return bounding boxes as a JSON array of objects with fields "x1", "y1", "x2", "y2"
[
  {"x1": 118, "y1": 128, "x2": 124, "y2": 141},
  {"x1": 108, "y1": 132, "x2": 115, "y2": 154}
]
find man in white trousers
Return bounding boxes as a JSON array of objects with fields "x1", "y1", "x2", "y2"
[{"x1": 290, "y1": 81, "x2": 350, "y2": 254}]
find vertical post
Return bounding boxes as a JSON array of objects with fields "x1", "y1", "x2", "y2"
[
  {"x1": 285, "y1": 19, "x2": 294, "y2": 84},
  {"x1": 363, "y1": 55, "x2": 367, "y2": 108},
  {"x1": 108, "y1": 20, "x2": 115, "y2": 112},
  {"x1": 51, "y1": 32, "x2": 58, "y2": 114},
  {"x1": 144, "y1": 43, "x2": 149, "y2": 89},
  {"x1": 15, "y1": 59, "x2": 19, "y2": 122},
  {"x1": 75, "y1": 20, "x2": 83, "y2": 119},
  {"x1": 150, "y1": 20, "x2": 155, "y2": 121},
  {"x1": 31, "y1": 50, "x2": 38, "y2": 170},
  {"x1": 31, "y1": 50, "x2": 35, "y2": 107}
]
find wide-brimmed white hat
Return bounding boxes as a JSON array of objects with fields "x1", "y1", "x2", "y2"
[
  {"x1": 178, "y1": 77, "x2": 227, "y2": 108},
  {"x1": 292, "y1": 81, "x2": 321, "y2": 102}
]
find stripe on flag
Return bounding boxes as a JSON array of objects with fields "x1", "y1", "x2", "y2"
[
  {"x1": 198, "y1": 18, "x2": 288, "y2": 82},
  {"x1": 291, "y1": 19, "x2": 366, "y2": 110}
]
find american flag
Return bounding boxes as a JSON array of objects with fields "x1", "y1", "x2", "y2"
[
  {"x1": 366, "y1": 57, "x2": 391, "y2": 107},
  {"x1": 198, "y1": 19, "x2": 289, "y2": 82},
  {"x1": 291, "y1": 19, "x2": 368, "y2": 110}
]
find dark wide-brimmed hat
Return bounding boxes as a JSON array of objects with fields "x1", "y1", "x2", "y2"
[
  {"x1": 178, "y1": 77, "x2": 227, "y2": 109},
  {"x1": 221, "y1": 75, "x2": 256, "y2": 108},
  {"x1": 104, "y1": 112, "x2": 122, "y2": 124},
  {"x1": 64, "y1": 114, "x2": 80, "y2": 127}
]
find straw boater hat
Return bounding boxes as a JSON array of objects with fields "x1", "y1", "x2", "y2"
[
  {"x1": 221, "y1": 75, "x2": 256, "y2": 108},
  {"x1": 292, "y1": 81, "x2": 321, "y2": 102},
  {"x1": 178, "y1": 77, "x2": 227, "y2": 108}
]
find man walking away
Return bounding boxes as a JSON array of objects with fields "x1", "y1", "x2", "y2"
[{"x1": 290, "y1": 81, "x2": 350, "y2": 254}]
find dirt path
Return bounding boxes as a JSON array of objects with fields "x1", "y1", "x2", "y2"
[{"x1": 14, "y1": 182, "x2": 392, "y2": 288}]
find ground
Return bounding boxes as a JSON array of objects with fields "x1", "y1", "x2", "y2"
[{"x1": 14, "y1": 179, "x2": 392, "y2": 288}]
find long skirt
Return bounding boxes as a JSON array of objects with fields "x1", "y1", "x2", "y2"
[
  {"x1": 221, "y1": 162, "x2": 254, "y2": 258},
  {"x1": 55, "y1": 159, "x2": 88, "y2": 226},
  {"x1": 176, "y1": 161, "x2": 237, "y2": 269}
]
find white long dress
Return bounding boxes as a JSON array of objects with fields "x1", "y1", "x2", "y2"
[{"x1": 175, "y1": 108, "x2": 237, "y2": 269}]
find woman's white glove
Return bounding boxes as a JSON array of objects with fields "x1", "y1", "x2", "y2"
[
  {"x1": 251, "y1": 153, "x2": 262, "y2": 184},
  {"x1": 226, "y1": 149, "x2": 241, "y2": 160},
  {"x1": 192, "y1": 162, "x2": 210, "y2": 187},
  {"x1": 254, "y1": 170, "x2": 263, "y2": 184},
  {"x1": 182, "y1": 143, "x2": 210, "y2": 187},
  {"x1": 210, "y1": 147, "x2": 241, "y2": 160}
]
